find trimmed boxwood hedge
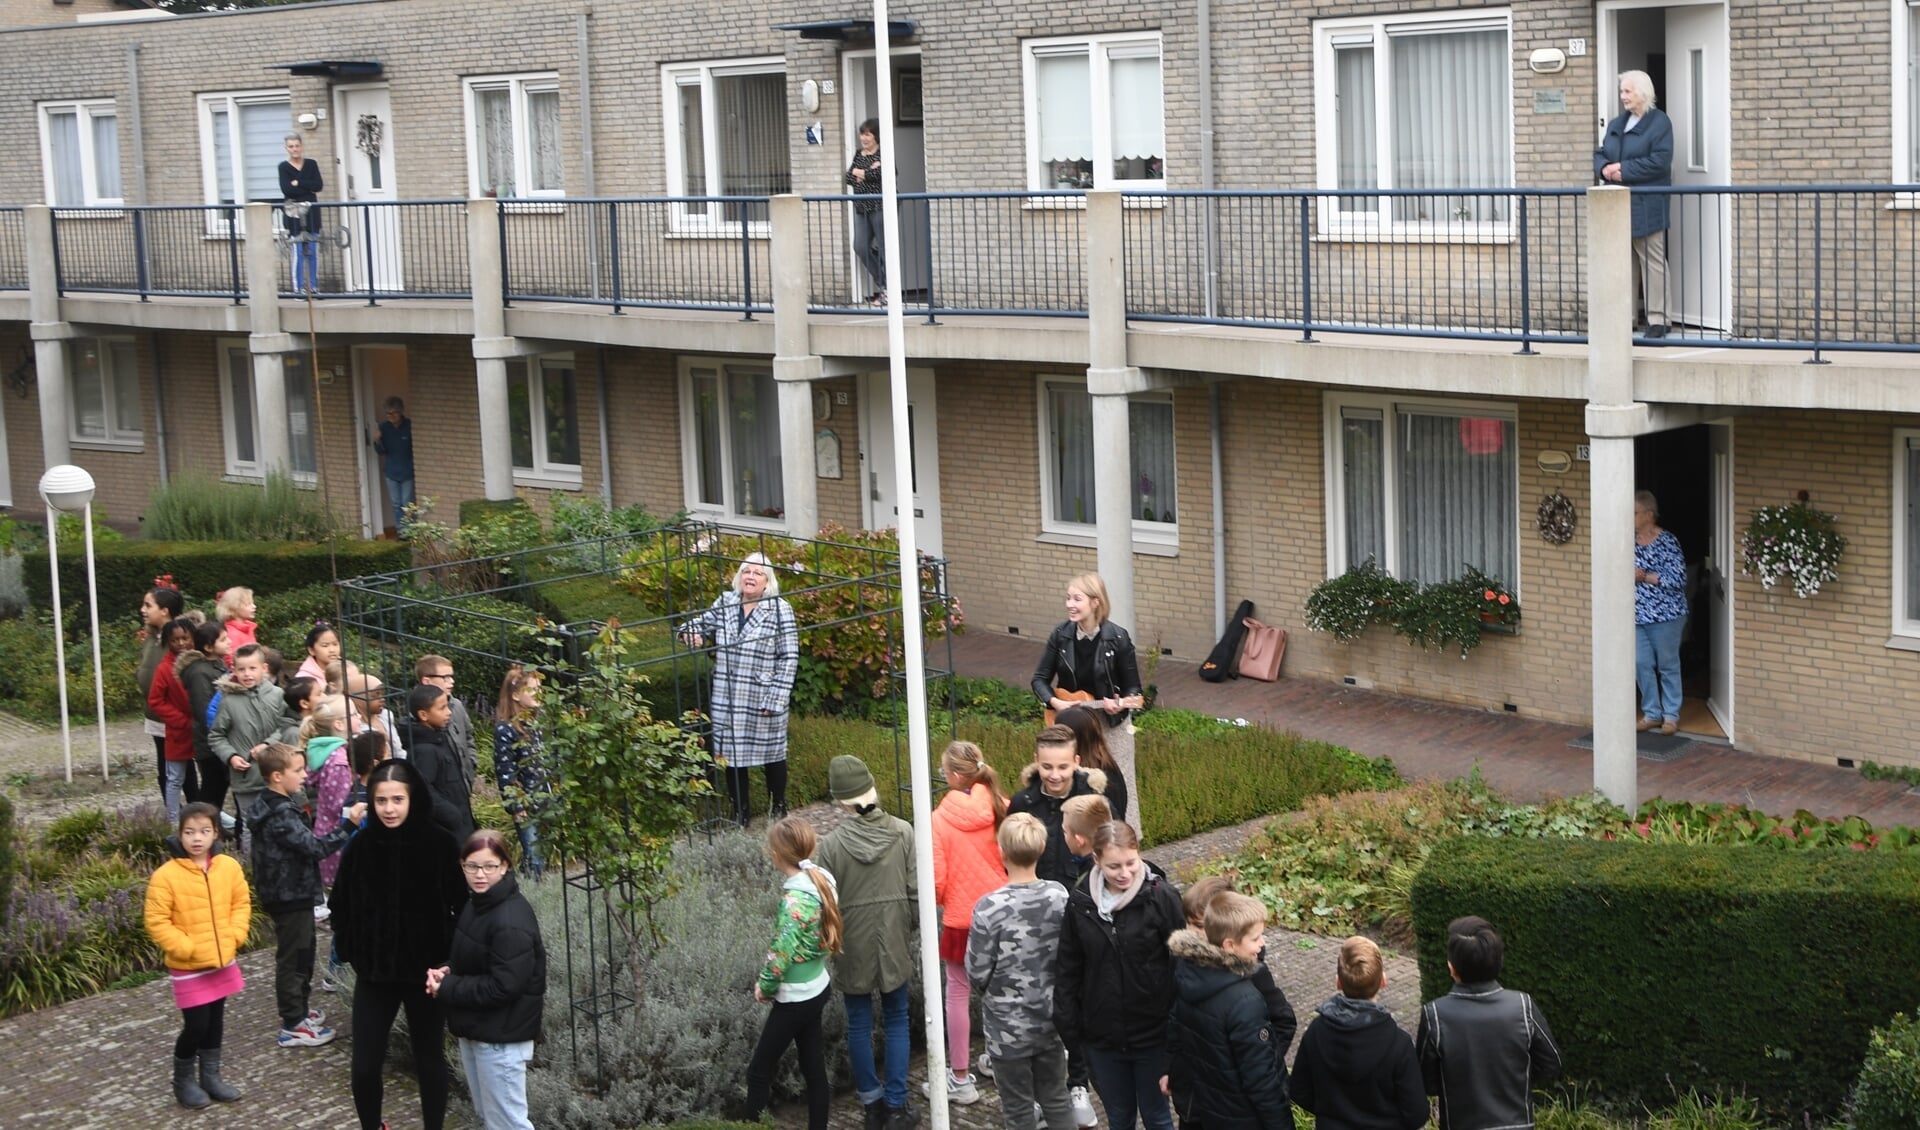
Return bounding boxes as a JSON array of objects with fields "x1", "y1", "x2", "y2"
[
  {"x1": 1410, "y1": 836, "x2": 1920, "y2": 1117},
  {"x1": 23, "y1": 539, "x2": 409, "y2": 612}
]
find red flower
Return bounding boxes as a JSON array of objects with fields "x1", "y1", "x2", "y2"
[
  {"x1": 1849, "y1": 842, "x2": 1869, "y2": 851},
  {"x1": 1498, "y1": 594, "x2": 1510, "y2": 605},
  {"x1": 1484, "y1": 590, "x2": 1497, "y2": 601}
]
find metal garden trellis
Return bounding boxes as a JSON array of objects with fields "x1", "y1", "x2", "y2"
[{"x1": 331, "y1": 519, "x2": 960, "y2": 1087}]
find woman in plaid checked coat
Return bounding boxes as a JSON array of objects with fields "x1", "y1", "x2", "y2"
[{"x1": 685, "y1": 553, "x2": 799, "y2": 825}]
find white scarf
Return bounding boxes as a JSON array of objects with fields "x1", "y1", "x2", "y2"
[{"x1": 1091, "y1": 862, "x2": 1146, "y2": 922}]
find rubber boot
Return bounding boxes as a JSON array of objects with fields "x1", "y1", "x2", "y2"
[
  {"x1": 198, "y1": 1048, "x2": 242, "y2": 1102},
  {"x1": 173, "y1": 1055, "x2": 211, "y2": 1109}
]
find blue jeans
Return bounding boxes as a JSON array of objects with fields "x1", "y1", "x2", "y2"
[
  {"x1": 1635, "y1": 616, "x2": 1686, "y2": 723},
  {"x1": 386, "y1": 476, "x2": 415, "y2": 534},
  {"x1": 458, "y1": 1038, "x2": 534, "y2": 1130},
  {"x1": 514, "y1": 819, "x2": 543, "y2": 880},
  {"x1": 844, "y1": 981, "x2": 911, "y2": 1107},
  {"x1": 1084, "y1": 1045, "x2": 1173, "y2": 1130},
  {"x1": 292, "y1": 239, "x2": 319, "y2": 293}
]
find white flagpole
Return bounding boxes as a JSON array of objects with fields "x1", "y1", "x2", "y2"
[{"x1": 870, "y1": 5, "x2": 949, "y2": 1128}]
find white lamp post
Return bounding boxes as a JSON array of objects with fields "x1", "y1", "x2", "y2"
[{"x1": 39, "y1": 465, "x2": 107, "y2": 784}]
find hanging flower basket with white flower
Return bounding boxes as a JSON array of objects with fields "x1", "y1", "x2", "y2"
[{"x1": 1739, "y1": 493, "x2": 1847, "y2": 599}]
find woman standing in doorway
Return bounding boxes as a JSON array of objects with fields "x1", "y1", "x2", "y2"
[
  {"x1": 279, "y1": 134, "x2": 324, "y2": 295},
  {"x1": 846, "y1": 118, "x2": 887, "y2": 307},
  {"x1": 1031, "y1": 574, "x2": 1144, "y2": 817},
  {"x1": 682, "y1": 552, "x2": 799, "y2": 825},
  {"x1": 1633, "y1": 490, "x2": 1688, "y2": 735}
]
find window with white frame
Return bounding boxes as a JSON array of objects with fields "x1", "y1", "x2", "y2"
[
  {"x1": 1314, "y1": 12, "x2": 1512, "y2": 228},
  {"x1": 1899, "y1": 2, "x2": 1920, "y2": 182},
  {"x1": 1024, "y1": 32, "x2": 1165, "y2": 191},
  {"x1": 38, "y1": 101, "x2": 121, "y2": 208},
  {"x1": 199, "y1": 92, "x2": 292, "y2": 218},
  {"x1": 663, "y1": 59, "x2": 790, "y2": 227},
  {"x1": 681, "y1": 360, "x2": 785, "y2": 522},
  {"x1": 508, "y1": 353, "x2": 581, "y2": 485},
  {"x1": 69, "y1": 338, "x2": 140, "y2": 448},
  {"x1": 1038, "y1": 377, "x2": 1178, "y2": 542},
  {"x1": 1896, "y1": 430, "x2": 1920, "y2": 636},
  {"x1": 218, "y1": 343, "x2": 316, "y2": 479},
  {"x1": 1325, "y1": 394, "x2": 1518, "y2": 588},
  {"x1": 464, "y1": 74, "x2": 564, "y2": 199}
]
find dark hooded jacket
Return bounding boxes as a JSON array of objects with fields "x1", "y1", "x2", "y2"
[
  {"x1": 1007, "y1": 763, "x2": 1108, "y2": 887},
  {"x1": 404, "y1": 718, "x2": 475, "y2": 844},
  {"x1": 247, "y1": 786, "x2": 355, "y2": 914},
  {"x1": 1291, "y1": 994, "x2": 1429, "y2": 1130},
  {"x1": 177, "y1": 650, "x2": 225, "y2": 762},
  {"x1": 812, "y1": 803, "x2": 917, "y2": 996},
  {"x1": 1052, "y1": 857, "x2": 1184, "y2": 1052},
  {"x1": 438, "y1": 870, "x2": 546, "y2": 1045},
  {"x1": 1166, "y1": 928, "x2": 1294, "y2": 1130},
  {"x1": 329, "y1": 760, "x2": 467, "y2": 984}
]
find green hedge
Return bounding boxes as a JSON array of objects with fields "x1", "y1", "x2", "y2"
[
  {"x1": 23, "y1": 539, "x2": 409, "y2": 613},
  {"x1": 1410, "y1": 836, "x2": 1920, "y2": 1117},
  {"x1": 458, "y1": 497, "x2": 536, "y2": 527}
]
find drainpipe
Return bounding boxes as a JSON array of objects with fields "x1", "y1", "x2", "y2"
[
  {"x1": 1199, "y1": 0, "x2": 1226, "y2": 633},
  {"x1": 596, "y1": 347, "x2": 613, "y2": 503},
  {"x1": 125, "y1": 44, "x2": 147, "y2": 205},
  {"x1": 578, "y1": 10, "x2": 600, "y2": 300},
  {"x1": 1210, "y1": 382, "x2": 1226, "y2": 637}
]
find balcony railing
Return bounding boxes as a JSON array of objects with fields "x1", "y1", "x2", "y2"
[
  {"x1": 499, "y1": 197, "x2": 772, "y2": 316},
  {"x1": 0, "y1": 208, "x2": 26, "y2": 291},
  {"x1": 279, "y1": 200, "x2": 472, "y2": 303},
  {"x1": 52, "y1": 205, "x2": 248, "y2": 301},
  {"x1": 803, "y1": 191, "x2": 1089, "y2": 319}
]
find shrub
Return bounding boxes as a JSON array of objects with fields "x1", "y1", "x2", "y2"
[
  {"x1": 1852, "y1": 1012, "x2": 1920, "y2": 1130},
  {"x1": 142, "y1": 469, "x2": 339, "y2": 542},
  {"x1": 1303, "y1": 558, "x2": 1412, "y2": 642},
  {"x1": 336, "y1": 591, "x2": 539, "y2": 720},
  {"x1": 22, "y1": 538, "x2": 408, "y2": 615},
  {"x1": 0, "y1": 611, "x2": 148, "y2": 723},
  {"x1": 254, "y1": 582, "x2": 341, "y2": 655},
  {"x1": 0, "y1": 794, "x2": 13, "y2": 928},
  {"x1": 42, "y1": 809, "x2": 110, "y2": 856},
  {"x1": 1410, "y1": 836, "x2": 1920, "y2": 1117},
  {"x1": 1137, "y1": 726, "x2": 1398, "y2": 846},
  {"x1": 457, "y1": 497, "x2": 539, "y2": 528}
]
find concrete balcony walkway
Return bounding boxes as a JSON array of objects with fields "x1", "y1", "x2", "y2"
[{"x1": 949, "y1": 630, "x2": 1920, "y2": 829}]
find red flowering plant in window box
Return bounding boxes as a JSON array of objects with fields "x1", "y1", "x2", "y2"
[{"x1": 1470, "y1": 567, "x2": 1522, "y2": 630}]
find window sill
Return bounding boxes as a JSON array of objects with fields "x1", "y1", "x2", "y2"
[
  {"x1": 221, "y1": 472, "x2": 317, "y2": 490},
  {"x1": 53, "y1": 208, "x2": 126, "y2": 220},
  {"x1": 1886, "y1": 194, "x2": 1920, "y2": 212},
  {"x1": 512, "y1": 470, "x2": 583, "y2": 492},
  {"x1": 494, "y1": 199, "x2": 567, "y2": 215},
  {"x1": 1020, "y1": 194, "x2": 1167, "y2": 211},
  {"x1": 689, "y1": 506, "x2": 789, "y2": 532},
  {"x1": 70, "y1": 438, "x2": 144, "y2": 453},
  {"x1": 666, "y1": 226, "x2": 772, "y2": 241},
  {"x1": 1035, "y1": 528, "x2": 1179, "y2": 558},
  {"x1": 1314, "y1": 227, "x2": 1515, "y2": 246},
  {"x1": 1885, "y1": 634, "x2": 1920, "y2": 653}
]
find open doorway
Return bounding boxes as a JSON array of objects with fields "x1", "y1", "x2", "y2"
[
  {"x1": 1635, "y1": 422, "x2": 1734, "y2": 739},
  {"x1": 841, "y1": 49, "x2": 928, "y2": 302},
  {"x1": 352, "y1": 345, "x2": 409, "y2": 538}
]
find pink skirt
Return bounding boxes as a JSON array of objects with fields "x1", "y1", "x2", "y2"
[{"x1": 170, "y1": 961, "x2": 245, "y2": 1010}]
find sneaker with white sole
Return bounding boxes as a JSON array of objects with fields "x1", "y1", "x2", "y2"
[
  {"x1": 1069, "y1": 1085, "x2": 1098, "y2": 1128},
  {"x1": 306, "y1": 1007, "x2": 326, "y2": 1027},
  {"x1": 976, "y1": 1052, "x2": 995, "y2": 1080},
  {"x1": 318, "y1": 972, "x2": 338, "y2": 993},
  {"x1": 277, "y1": 1020, "x2": 335, "y2": 1048},
  {"x1": 920, "y1": 1072, "x2": 982, "y2": 1105}
]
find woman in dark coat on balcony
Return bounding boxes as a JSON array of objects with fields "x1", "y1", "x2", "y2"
[
  {"x1": 846, "y1": 118, "x2": 887, "y2": 306},
  {"x1": 1594, "y1": 70, "x2": 1674, "y2": 337},
  {"x1": 278, "y1": 134, "x2": 324, "y2": 295}
]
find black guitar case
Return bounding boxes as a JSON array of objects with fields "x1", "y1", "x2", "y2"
[{"x1": 1198, "y1": 600, "x2": 1256, "y2": 682}]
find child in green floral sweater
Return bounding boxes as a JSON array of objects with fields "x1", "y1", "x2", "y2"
[{"x1": 746, "y1": 816, "x2": 844, "y2": 1130}]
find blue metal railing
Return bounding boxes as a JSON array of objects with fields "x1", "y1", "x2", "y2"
[
  {"x1": 499, "y1": 196, "x2": 770, "y2": 317},
  {"x1": 802, "y1": 191, "x2": 1090, "y2": 319},
  {"x1": 1122, "y1": 189, "x2": 1588, "y2": 348},
  {"x1": 51, "y1": 204, "x2": 246, "y2": 301},
  {"x1": 0, "y1": 208, "x2": 26, "y2": 291},
  {"x1": 275, "y1": 200, "x2": 472, "y2": 304}
]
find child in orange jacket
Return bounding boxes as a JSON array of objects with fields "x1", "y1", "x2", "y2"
[
  {"x1": 144, "y1": 801, "x2": 252, "y2": 1110},
  {"x1": 930, "y1": 740, "x2": 1009, "y2": 1105}
]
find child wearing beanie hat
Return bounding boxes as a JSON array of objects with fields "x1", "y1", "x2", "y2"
[{"x1": 815, "y1": 755, "x2": 922, "y2": 1130}]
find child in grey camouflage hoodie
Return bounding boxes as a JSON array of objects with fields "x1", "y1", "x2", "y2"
[{"x1": 967, "y1": 813, "x2": 1073, "y2": 1130}]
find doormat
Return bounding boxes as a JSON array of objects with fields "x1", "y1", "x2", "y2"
[{"x1": 1569, "y1": 731, "x2": 1695, "y2": 762}]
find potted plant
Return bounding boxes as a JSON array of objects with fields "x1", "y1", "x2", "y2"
[
  {"x1": 1392, "y1": 567, "x2": 1519, "y2": 658},
  {"x1": 1466, "y1": 566, "x2": 1521, "y2": 631},
  {"x1": 1740, "y1": 492, "x2": 1847, "y2": 599},
  {"x1": 1304, "y1": 557, "x2": 1413, "y2": 642}
]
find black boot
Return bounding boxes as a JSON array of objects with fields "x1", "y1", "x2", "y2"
[
  {"x1": 887, "y1": 1102, "x2": 923, "y2": 1130},
  {"x1": 864, "y1": 1100, "x2": 889, "y2": 1130},
  {"x1": 198, "y1": 1048, "x2": 242, "y2": 1102},
  {"x1": 172, "y1": 1055, "x2": 211, "y2": 1109},
  {"x1": 770, "y1": 802, "x2": 789, "y2": 821}
]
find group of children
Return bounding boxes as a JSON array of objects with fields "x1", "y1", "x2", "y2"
[{"x1": 750, "y1": 723, "x2": 1563, "y2": 1130}]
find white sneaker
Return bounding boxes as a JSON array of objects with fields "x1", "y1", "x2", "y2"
[
  {"x1": 1034, "y1": 1102, "x2": 1047, "y2": 1127},
  {"x1": 312, "y1": 905, "x2": 331, "y2": 923},
  {"x1": 976, "y1": 1053, "x2": 995, "y2": 1079},
  {"x1": 1069, "y1": 1086, "x2": 1098, "y2": 1128},
  {"x1": 218, "y1": 811, "x2": 236, "y2": 832},
  {"x1": 920, "y1": 1073, "x2": 982, "y2": 1105}
]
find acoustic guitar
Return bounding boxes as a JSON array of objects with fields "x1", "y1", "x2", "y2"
[{"x1": 1044, "y1": 688, "x2": 1145, "y2": 726}]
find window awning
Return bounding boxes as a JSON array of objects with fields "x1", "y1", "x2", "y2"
[
  {"x1": 266, "y1": 60, "x2": 385, "y2": 79},
  {"x1": 771, "y1": 19, "x2": 916, "y2": 42}
]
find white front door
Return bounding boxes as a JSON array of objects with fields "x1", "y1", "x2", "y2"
[
  {"x1": 1664, "y1": 4, "x2": 1731, "y2": 332},
  {"x1": 842, "y1": 50, "x2": 928, "y2": 301},
  {"x1": 1706, "y1": 421, "x2": 1734, "y2": 738},
  {"x1": 334, "y1": 85, "x2": 404, "y2": 293},
  {"x1": 860, "y1": 368, "x2": 943, "y2": 558}
]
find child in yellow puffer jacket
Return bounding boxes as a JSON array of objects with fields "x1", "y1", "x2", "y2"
[{"x1": 144, "y1": 801, "x2": 252, "y2": 1110}]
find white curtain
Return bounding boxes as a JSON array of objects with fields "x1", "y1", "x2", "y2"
[
  {"x1": 1396, "y1": 411, "x2": 1516, "y2": 587},
  {"x1": 1389, "y1": 26, "x2": 1508, "y2": 222},
  {"x1": 1907, "y1": 438, "x2": 1920, "y2": 621},
  {"x1": 238, "y1": 101, "x2": 291, "y2": 201},
  {"x1": 1341, "y1": 409, "x2": 1386, "y2": 566},
  {"x1": 1334, "y1": 45, "x2": 1377, "y2": 212},
  {"x1": 1912, "y1": 5, "x2": 1920, "y2": 175},
  {"x1": 109, "y1": 341, "x2": 138, "y2": 439},
  {"x1": 225, "y1": 345, "x2": 256, "y2": 465},
  {"x1": 528, "y1": 89, "x2": 563, "y2": 192},
  {"x1": 478, "y1": 87, "x2": 516, "y2": 196},
  {"x1": 282, "y1": 354, "x2": 315, "y2": 475},
  {"x1": 1128, "y1": 399, "x2": 1176, "y2": 522},
  {"x1": 1035, "y1": 52, "x2": 1092, "y2": 186},
  {"x1": 1048, "y1": 382, "x2": 1096, "y2": 524},
  {"x1": 541, "y1": 358, "x2": 580, "y2": 466},
  {"x1": 70, "y1": 342, "x2": 106, "y2": 438},
  {"x1": 209, "y1": 109, "x2": 234, "y2": 204},
  {"x1": 47, "y1": 111, "x2": 84, "y2": 206},
  {"x1": 92, "y1": 112, "x2": 120, "y2": 201},
  {"x1": 1108, "y1": 47, "x2": 1164, "y2": 181},
  {"x1": 729, "y1": 368, "x2": 783, "y2": 517}
]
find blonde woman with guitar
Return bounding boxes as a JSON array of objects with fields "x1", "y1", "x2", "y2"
[{"x1": 1030, "y1": 573, "x2": 1144, "y2": 819}]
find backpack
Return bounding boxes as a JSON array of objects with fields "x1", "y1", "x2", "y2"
[
  {"x1": 203, "y1": 689, "x2": 224, "y2": 730},
  {"x1": 1198, "y1": 600, "x2": 1256, "y2": 683}
]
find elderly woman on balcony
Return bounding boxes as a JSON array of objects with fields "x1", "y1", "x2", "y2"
[{"x1": 1595, "y1": 70, "x2": 1674, "y2": 338}]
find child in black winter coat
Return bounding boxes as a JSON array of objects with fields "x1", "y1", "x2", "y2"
[
  {"x1": 1162, "y1": 893, "x2": 1293, "y2": 1130},
  {"x1": 1007, "y1": 725, "x2": 1109, "y2": 886},
  {"x1": 1182, "y1": 877, "x2": 1298, "y2": 1056},
  {"x1": 1290, "y1": 936, "x2": 1428, "y2": 1130}
]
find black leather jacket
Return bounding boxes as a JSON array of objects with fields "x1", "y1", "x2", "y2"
[
  {"x1": 1416, "y1": 981, "x2": 1561, "y2": 1130},
  {"x1": 1030, "y1": 620, "x2": 1143, "y2": 727}
]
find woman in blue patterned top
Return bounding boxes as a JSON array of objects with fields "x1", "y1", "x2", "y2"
[{"x1": 1633, "y1": 491, "x2": 1689, "y2": 734}]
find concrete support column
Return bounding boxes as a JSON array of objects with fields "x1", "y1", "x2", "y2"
[
  {"x1": 775, "y1": 373, "x2": 820, "y2": 537},
  {"x1": 768, "y1": 195, "x2": 821, "y2": 537},
  {"x1": 242, "y1": 204, "x2": 292, "y2": 474},
  {"x1": 1586, "y1": 186, "x2": 1639, "y2": 809},
  {"x1": 468, "y1": 199, "x2": 515, "y2": 500},
  {"x1": 25, "y1": 206, "x2": 73, "y2": 468},
  {"x1": 1085, "y1": 191, "x2": 1137, "y2": 632}
]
